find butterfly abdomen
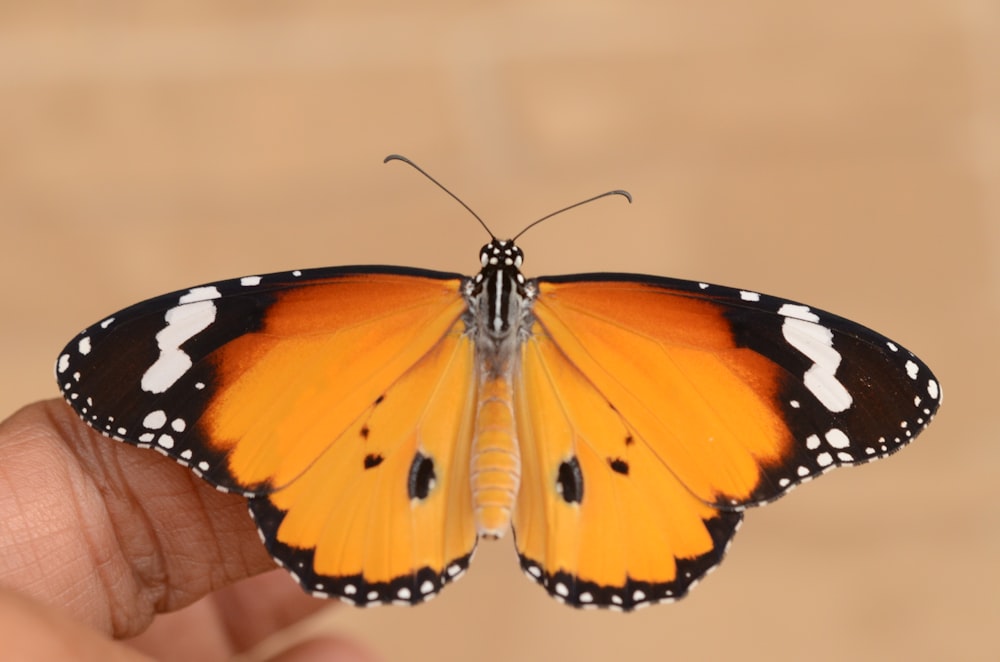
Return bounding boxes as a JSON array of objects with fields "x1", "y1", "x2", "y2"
[{"x1": 470, "y1": 374, "x2": 521, "y2": 538}]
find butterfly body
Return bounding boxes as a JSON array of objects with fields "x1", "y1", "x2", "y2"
[
  {"x1": 465, "y1": 239, "x2": 531, "y2": 538},
  {"x1": 57, "y1": 236, "x2": 940, "y2": 611}
]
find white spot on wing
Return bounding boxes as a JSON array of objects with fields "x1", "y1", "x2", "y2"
[
  {"x1": 141, "y1": 298, "x2": 217, "y2": 394},
  {"x1": 240, "y1": 275, "x2": 262, "y2": 286},
  {"x1": 825, "y1": 428, "x2": 850, "y2": 449},
  {"x1": 57, "y1": 354, "x2": 70, "y2": 374},
  {"x1": 739, "y1": 290, "x2": 760, "y2": 302},
  {"x1": 782, "y1": 317, "x2": 852, "y2": 413},
  {"x1": 778, "y1": 304, "x2": 819, "y2": 322},
  {"x1": 143, "y1": 410, "x2": 167, "y2": 429},
  {"x1": 927, "y1": 379, "x2": 939, "y2": 400},
  {"x1": 905, "y1": 360, "x2": 919, "y2": 379},
  {"x1": 78, "y1": 337, "x2": 92, "y2": 355},
  {"x1": 179, "y1": 286, "x2": 221, "y2": 304}
]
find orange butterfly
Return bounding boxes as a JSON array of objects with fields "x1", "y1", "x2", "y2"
[{"x1": 56, "y1": 156, "x2": 940, "y2": 610}]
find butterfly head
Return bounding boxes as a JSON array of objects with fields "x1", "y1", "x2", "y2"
[{"x1": 479, "y1": 239, "x2": 524, "y2": 270}]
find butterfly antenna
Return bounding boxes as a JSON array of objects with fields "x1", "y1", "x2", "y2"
[
  {"x1": 512, "y1": 189, "x2": 632, "y2": 241},
  {"x1": 384, "y1": 154, "x2": 495, "y2": 239}
]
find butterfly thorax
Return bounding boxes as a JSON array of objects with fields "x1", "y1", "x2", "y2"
[
  {"x1": 463, "y1": 239, "x2": 534, "y2": 377},
  {"x1": 463, "y1": 239, "x2": 534, "y2": 538}
]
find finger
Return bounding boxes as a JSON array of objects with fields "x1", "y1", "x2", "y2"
[
  {"x1": 128, "y1": 570, "x2": 335, "y2": 658},
  {"x1": 0, "y1": 586, "x2": 144, "y2": 662},
  {"x1": 0, "y1": 400, "x2": 276, "y2": 638}
]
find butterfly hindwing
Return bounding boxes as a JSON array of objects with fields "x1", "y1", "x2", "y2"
[
  {"x1": 57, "y1": 266, "x2": 480, "y2": 605},
  {"x1": 514, "y1": 329, "x2": 744, "y2": 609},
  {"x1": 512, "y1": 273, "x2": 939, "y2": 609},
  {"x1": 247, "y1": 319, "x2": 479, "y2": 605}
]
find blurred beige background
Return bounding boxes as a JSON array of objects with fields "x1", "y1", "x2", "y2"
[{"x1": 1, "y1": 2, "x2": 997, "y2": 661}]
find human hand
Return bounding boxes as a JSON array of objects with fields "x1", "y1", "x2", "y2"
[{"x1": 0, "y1": 400, "x2": 374, "y2": 662}]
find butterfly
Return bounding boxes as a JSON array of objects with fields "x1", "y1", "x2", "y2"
[{"x1": 56, "y1": 155, "x2": 941, "y2": 611}]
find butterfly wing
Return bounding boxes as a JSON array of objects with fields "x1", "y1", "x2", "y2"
[
  {"x1": 57, "y1": 266, "x2": 480, "y2": 605},
  {"x1": 513, "y1": 274, "x2": 940, "y2": 610}
]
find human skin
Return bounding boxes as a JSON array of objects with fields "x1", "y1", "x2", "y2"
[{"x1": 0, "y1": 400, "x2": 375, "y2": 662}]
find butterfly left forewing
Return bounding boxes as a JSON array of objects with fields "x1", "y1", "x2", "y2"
[{"x1": 57, "y1": 267, "x2": 480, "y2": 605}]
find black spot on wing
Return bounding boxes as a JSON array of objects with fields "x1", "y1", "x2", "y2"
[
  {"x1": 408, "y1": 452, "x2": 436, "y2": 500},
  {"x1": 556, "y1": 457, "x2": 584, "y2": 504},
  {"x1": 608, "y1": 458, "x2": 629, "y2": 475},
  {"x1": 364, "y1": 453, "x2": 383, "y2": 469}
]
